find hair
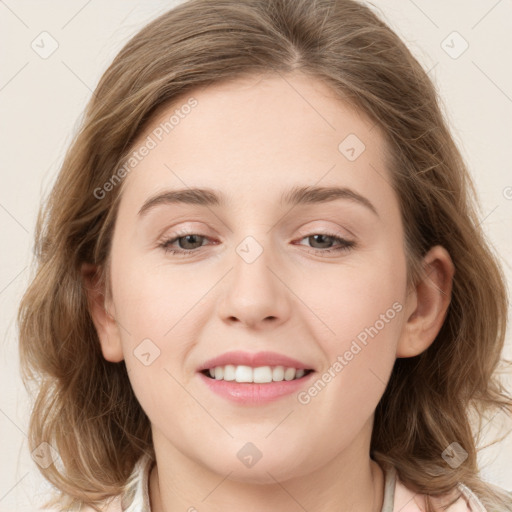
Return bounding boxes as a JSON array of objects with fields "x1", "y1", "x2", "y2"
[{"x1": 17, "y1": 0, "x2": 512, "y2": 510}]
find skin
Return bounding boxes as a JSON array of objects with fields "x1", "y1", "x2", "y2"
[{"x1": 84, "y1": 71, "x2": 454, "y2": 512}]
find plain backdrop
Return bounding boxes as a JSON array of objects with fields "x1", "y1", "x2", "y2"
[{"x1": 1, "y1": 0, "x2": 511, "y2": 510}]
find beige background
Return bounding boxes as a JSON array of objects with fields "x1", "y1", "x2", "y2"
[{"x1": 1, "y1": 0, "x2": 511, "y2": 510}]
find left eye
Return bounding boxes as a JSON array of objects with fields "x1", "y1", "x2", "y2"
[
  {"x1": 158, "y1": 232, "x2": 355, "y2": 257},
  {"x1": 295, "y1": 233, "x2": 355, "y2": 254}
]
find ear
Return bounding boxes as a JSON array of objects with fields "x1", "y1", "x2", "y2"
[
  {"x1": 396, "y1": 245, "x2": 455, "y2": 358},
  {"x1": 81, "y1": 262, "x2": 124, "y2": 362}
]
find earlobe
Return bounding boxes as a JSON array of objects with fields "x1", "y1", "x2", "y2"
[
  {"x1": 81, "y1": 262, "x2": 124, "y2": 363},
  {"x1": 396, "y1": 246, "x2": 455, "y2": 358}
]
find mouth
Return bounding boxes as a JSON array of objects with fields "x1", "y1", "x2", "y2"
[{"x1": 200, "y1": 365, "x2": 315, "y2": 383}]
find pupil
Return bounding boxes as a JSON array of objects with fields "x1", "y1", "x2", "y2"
[
  {"x1": 311, "y1": 234, "x2": 331, "y2": 248},
  {"x1": 181, "y1": 235, "x2": 202, "y2": 249}
]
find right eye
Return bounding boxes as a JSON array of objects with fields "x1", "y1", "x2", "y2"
[{"x1": 159, "y1": 233, "x2": 211, "y2": 256}]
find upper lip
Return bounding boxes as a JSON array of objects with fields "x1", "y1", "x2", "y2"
[{"x1": 198, "y1": 351, "x2": 315, "y2": 371}]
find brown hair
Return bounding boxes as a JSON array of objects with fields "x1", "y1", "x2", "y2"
[{"x1": 18, "y1": 0, "x2": 512, "y2": 510}]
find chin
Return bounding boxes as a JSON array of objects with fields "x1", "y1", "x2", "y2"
[
  {"x1": 219, "y1": 464, "x2": 302, "y2": 485},
  {"x1": 203, "y1": 450, "x2": 314, "y2": 484}
]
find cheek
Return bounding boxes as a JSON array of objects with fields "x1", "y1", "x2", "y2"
[
  {"x1": 294, "y1": 241, "x2": 406, "y2": 398},
  {"x1": 295, "y1": 243, "x2": 407, "y2": 346},
  {"x1": 107, "y1": 252, "x2": 196, "y2": 393},
  {"x1": 111, "y1": 250, "x2": 201, "y2": 335}
]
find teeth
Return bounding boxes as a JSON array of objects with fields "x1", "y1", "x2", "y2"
[
  {"x1": 224, "y1": 364, "x2": 236, "y2": 381},
  {"x1": 205, "y1": 365, "x2": 309, "y2": 383}
]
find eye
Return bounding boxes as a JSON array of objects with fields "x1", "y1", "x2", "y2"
[
  {"x1": 159, "y1": 233, "x2": 210, "y2": 256},
  {"x1": 295, "y1": 232, "x2": 355, "y2": 255},
  {"x1": 158, "y1": 231, "x2": 356, "y2": 257}
]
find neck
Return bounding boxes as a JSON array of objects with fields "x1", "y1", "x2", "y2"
[{"x1": 149, "y1": 429, "x2": 384, "y2": 512}]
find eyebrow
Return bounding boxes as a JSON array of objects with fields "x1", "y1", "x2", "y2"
[{"x1": 137, "y1": 185, "x2": 379, "y2": 218}]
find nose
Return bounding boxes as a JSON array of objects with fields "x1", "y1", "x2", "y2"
[{"x1": 217, "y1": 237, "x2": 292, "y2": 330}]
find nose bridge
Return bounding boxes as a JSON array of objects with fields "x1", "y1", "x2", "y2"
[
  {"x1": 232, "y1": 232, "x2": 279, "y2": 299},
  {"x1": 231, "y1": 213, "x2": 278, "y2": 277},
  {"x1": 218, "y1": 231, "x2": 291, "y2": 327}
]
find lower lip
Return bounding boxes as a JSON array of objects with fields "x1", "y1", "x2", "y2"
[{"x1": 198, "y1": 371, "x2": 316, "y2": 405}]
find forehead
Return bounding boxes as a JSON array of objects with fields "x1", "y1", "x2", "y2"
[{"x1": 118, "y1": 71, "x2": 394, "y2": 215}]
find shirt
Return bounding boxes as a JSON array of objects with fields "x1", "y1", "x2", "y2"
[{"x1": 76, "y1": 453, "x2": 489, "y2": 511}]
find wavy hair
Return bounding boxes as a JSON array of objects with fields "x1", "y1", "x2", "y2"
[{"x1": 18, "y1": 0, "x2": 512, "y2": 510}]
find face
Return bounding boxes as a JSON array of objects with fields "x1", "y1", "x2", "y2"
[{"x1": 101, "y1": 71, "x2": 411, "y2": 482}]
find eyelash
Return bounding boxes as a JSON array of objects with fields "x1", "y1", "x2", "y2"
[{"x1": 158, "y1": 231, "x2": 355, "y2": 257}]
